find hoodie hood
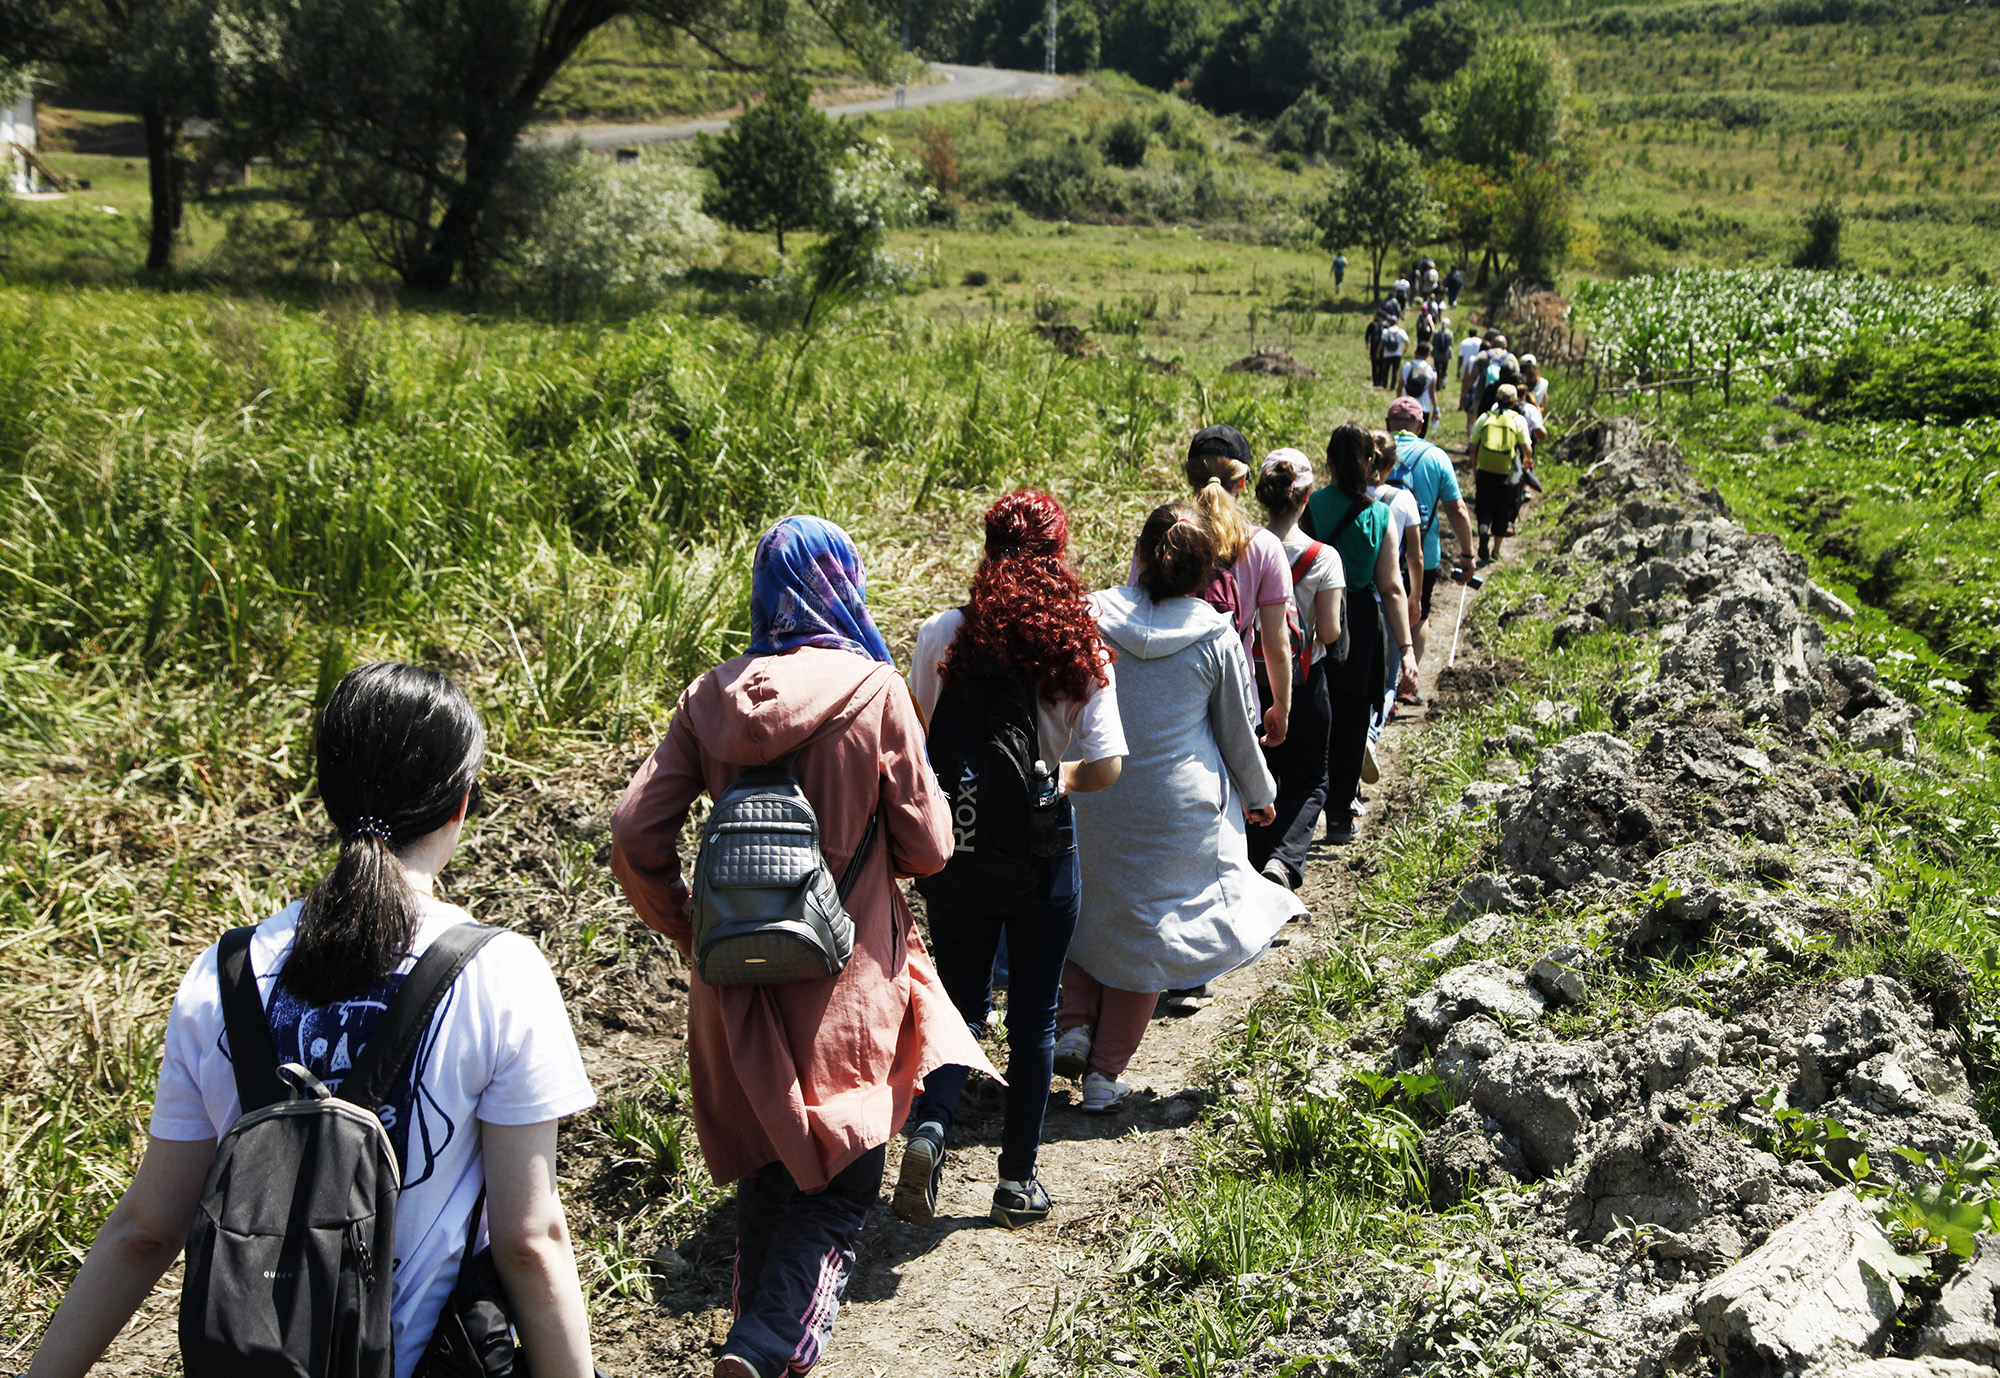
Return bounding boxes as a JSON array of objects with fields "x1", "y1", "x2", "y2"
[
  {"x1": 679, "y1": 646, "x2": 891, "y2": 766},
  {"x1": 1092, "y1": 585, "x2": 1231, "y2": 660}
]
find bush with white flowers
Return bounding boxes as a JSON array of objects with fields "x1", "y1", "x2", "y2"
[{"x1": 512, "y1": 144, "x2": 718, "y2": 309}]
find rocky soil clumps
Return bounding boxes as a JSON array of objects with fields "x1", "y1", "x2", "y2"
[{"x1": 1294, "y1": 421, "x2": 1996, "y2": 1377}]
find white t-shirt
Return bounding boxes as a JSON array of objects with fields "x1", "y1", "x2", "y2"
[
  {"x1": 1380, "y1": 324, "x2": 1408, "y2": 358},
  {"x1": 1273, "y1": 528, "x2": 1345, "y2": 661},
  {"x1": 151, "y1": 898, "x2": 596, "y2": 1378},
  {"x1": 1401, "y1": 359, "x2": 1439, "y2": 419},
  {"x1": 1521, "y1": 400, "x2": 1547, "y2": 441},
  {"x1": 1527, "y1": 376, "x2": 1549, "y2": 408},
  {"x1": 1369, "y1": 482, "x2": 1422, "y2": 579},
  {"x1": 1393, "y1": 277, "x2": 1411, "y2": 297},
  {"x1": 909, "y1": 608, "x2": 1127, "y2": 767}
]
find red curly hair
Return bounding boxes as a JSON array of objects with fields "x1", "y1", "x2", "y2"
[{"x1": 940, "y1": 490, "x2": 1112, "y2": 707}]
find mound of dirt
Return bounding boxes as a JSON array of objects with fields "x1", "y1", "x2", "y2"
[{"x1": 1224, "y1": 347, "x2": 1316, "y2": 378}]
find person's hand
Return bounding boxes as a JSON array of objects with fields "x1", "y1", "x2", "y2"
[
  {"x1": 1400, "y1": 650, "x2": 1420, "y2": 686},
  {"x1": 1246, "y1": 805, "x2": 1276, "y2": 827},
  {"x1": 1260, "y1": 703, "x2": 1289, "y2": 748},
  {"x1": 1455, "y1": 550, "x2": 1477, "y2": 578}
]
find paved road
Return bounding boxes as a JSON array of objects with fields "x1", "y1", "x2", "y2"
[{"x1": 535, "y1": 63, "x2": 1062, "y2": 151}]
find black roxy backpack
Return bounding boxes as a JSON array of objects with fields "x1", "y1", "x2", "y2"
[
  {"x1": 180, "y1": 922, "x2": 500, "y2": 1378},
  {"x1": 690, "y1": 753, "x2": 877, "y2": 986},
  {"x1": 915, "y1": 671, "x2": 1061, "y2": 911}
]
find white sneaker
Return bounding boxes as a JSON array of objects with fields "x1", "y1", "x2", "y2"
[
  {"x1": 1260, "y1": 857, "x2": 1292, "y2": 889},
  {"x1": 1052, "y1": 1026, "x2": 1093, "y2": 1081},
  {"x1": 1080, "y1": 1072, "x2": 1133, "y2": 1114}
]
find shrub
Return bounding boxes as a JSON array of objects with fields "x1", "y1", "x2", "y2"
[
  {"x1": 503, "y1": 146, "x2": 718, "y2": 314},
  {"x1": 1794, "y1": 199, "x2": 1845, "y2": 271},
  {"x1": 1267, "y1": 89, "x2": 1337, "y2": 158},
  {"x1": 803, "y1": 138, "x2": 934, "y2": 296},
  {"x1": 1099, "y1": 113, "x2": 1151, "y2": 169},
  {"x1": 1812, "y1": 322, "x2": 2000, "y2": 424},
  {"x1": 1006, "y1": 139, "x2": 1108, "y2": 220}
]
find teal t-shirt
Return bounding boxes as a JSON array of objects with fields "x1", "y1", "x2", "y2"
[
  {"x1": 1299, "y1": 489, "x2": 1390, "y2": 591},
  {"x1": 1388, "y1": 431, "x2": 1463, "y2": 571}
]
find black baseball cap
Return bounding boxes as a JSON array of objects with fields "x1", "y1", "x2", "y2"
[{"x1": 1188, "y1": 424, "x2": 1251, "y2": 465}]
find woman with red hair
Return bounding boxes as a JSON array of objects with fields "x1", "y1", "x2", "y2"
[{"x1": 899, "y1": 490, "x2": 1126, "y2": 1231}]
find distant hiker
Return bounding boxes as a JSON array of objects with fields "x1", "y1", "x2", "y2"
[
  {"x1": 1432, "y1": 315, "x2": 1455, "y2": 379},
  {"x1": 1393, "y1": 274, "x2": 1412, "y2": 304},
  {"x1": 1471, "y1": 384, "x2": 1534, "y2": 565},
  {"x1": 610, "y1": 517, "x2": 992, "y2": 1378},
  {"x1": 1401, "y1": 355, "x2": 1440, "y2": 428},
  {"x1": 898, "y1": 491, "x2": 1126, "y2": 1232},
  {"x1": 1177, "y1": 425, "x2": 1297, "y2": 750},
  {"x1": 1300, "y1": 425, "x2": 1420, "y2": 843},
  {"x1": 1521, "y1": 354, "x2": 1550, "y2": 414},
  {"x1": 1415, "y1": 308, "x2": 1435, "y2": 358},
  {"x1": 1332, "y1": 252, "x2": 1347, "y2": 289},
  {"x1": 1378, "y1": 316, "x2": 1410, "y2": 393},
  {"x1": 1061, "y1": 506, "x2": 1304, "y2": 1111},
  {"x1": 1248, "y1": 449, "x2": 1346, "y2": 890},
  {"x1": 1445, "y1": 264, "x2": 1465, "y2": 306},
  {"x1": 1461, "y1": 333, "x2": 1492, "y2": 438},
  {"x1": 1367, "y1": 431, "x2": 1424, "y2": 724},
  {"x1": 1365, "y1": 311, "x2": 1388, "y2": 388},
  {"x1": 1384, "y1": 396, "x2": 1476, "y2": 675},
  {"x1": 25, "y1": 662, "x2": 599, "y2": 1378}
]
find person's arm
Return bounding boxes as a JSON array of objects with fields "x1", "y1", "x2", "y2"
[
  {"x1": 1314, "y1": 586, "x2": 1341, "y2": 645},
  {"x1": 1444, "y1": 497, "x2": 1476, "y2": 579},
  {"x1": 1255, "y1": 601, "x2": 1291, "y2": 747},
  {"x1": 609, "y1": 706, "x2": 708, "y2": 957},
  {"x1": 877, "y1": 670, "x2": 954, "y2": 879},
  {"x1": 24, "y1": 1136, "x2": 216, "y2": 1378},
  {"x1": 1402, "y1": 521, "x2": 1424, "y2": 614},
  {"x1": 1375, "y1": 537, "x2": 1420, "y2": 688},
  {"x1": 1207, "y1": 636, "x2": 1277, "y2": 825},
  {"x1": 1064, "y1": 757, "x2": 1122, "y2": 792},
  {"x1": 483, "y1": 1120, "x2": 594, "y2": 1378}
]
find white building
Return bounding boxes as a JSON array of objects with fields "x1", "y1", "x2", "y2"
[{"x1": 4, "y1": 92, "x2": 39, "y2": 196}]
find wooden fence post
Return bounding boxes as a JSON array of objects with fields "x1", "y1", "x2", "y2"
[{"x1": 1723, "y1": 341, "x2": 1733, "y2": 407}]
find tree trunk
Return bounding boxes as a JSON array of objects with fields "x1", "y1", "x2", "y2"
[
  {"x1": 143, "y1": 107, "x2": 179, "y2": 273},
  {"x1": 1370, "y1": 245, "x2": 1386, "y2": 302},
  {"x1": 406, "y1": 115, "x2": 527, "y2": 292},
  {"x1": 776, "y1": 224, "x2": 785, "y2": 256}
]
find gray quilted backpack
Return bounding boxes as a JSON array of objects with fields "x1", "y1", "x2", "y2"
[{"x1": 690, "y1": 752, "x2": 877, "y2": 985}]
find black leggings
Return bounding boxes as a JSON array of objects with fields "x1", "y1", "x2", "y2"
[
  {"x1": 1325, "y1": 593, "x2": 1386, "y2": 813},
  {"x1": 1249, "y1": 656, "x2": 1332, "y2": 885}
]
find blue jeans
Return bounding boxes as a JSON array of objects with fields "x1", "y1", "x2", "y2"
[
  {"x1": 728, "y1": 1143, "x2": 885, "y2": 1375},
  {"x1": 910, "y1": 805, "x2": 1079, "y2": 1183}
]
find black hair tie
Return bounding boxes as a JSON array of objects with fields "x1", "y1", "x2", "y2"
[{"x1": 347, "y1": 816, "x2": 394, "y2": 844}]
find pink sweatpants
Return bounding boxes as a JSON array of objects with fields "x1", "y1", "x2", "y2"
[{"x1": 1058, "y1": 960, "x2": 1160, "y2": 1079}]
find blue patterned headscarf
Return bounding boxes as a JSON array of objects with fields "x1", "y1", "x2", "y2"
[{"x1": 748, "y1": 516, "x2": 893, "y2": 664}]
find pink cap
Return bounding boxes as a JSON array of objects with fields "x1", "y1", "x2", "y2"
[
  {"x1": 1386, "y1": 396, "x2": 1427, "y2": 427},
  {"x1": 1262, "y1": 447, "x2": 1316, "y2": 488}
]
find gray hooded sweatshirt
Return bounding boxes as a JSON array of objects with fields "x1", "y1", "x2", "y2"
[{"x1": 1067, "y1": 587, "x2": 1304, "y2": 993}]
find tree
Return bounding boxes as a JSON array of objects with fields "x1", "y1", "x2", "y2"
[
  {"x1": 0, "y1": 0, "x2": 212, "y2": 271},
  {"x1": 1793, "y1": 198, "x2": 1843, "y2": 271},
  {"x1": 1424, "y1": 35, "x2": 1572, "y2": 174},
  {"x1": 698, "y1": 71, "x2": 838, "y2": 254},
  {"x1": 1496, "y1": 156, "x2": 1574, "y2": 283},
  {"x1": 1381, "y1": 1, "x2": 1482, "y2": 145},
  {"x1": 1427, "y1": 157, "x2": 1503, "y2": 270},
  {"x1": 212, "y1": 0, "x2": 898, "y2": 291},
  {"x1": 1313, "y1": 136, "x2": 1442, "y2": 298},
  {"x1": 1189, "y1": 0, "x2": 1361, "y2": 120}
]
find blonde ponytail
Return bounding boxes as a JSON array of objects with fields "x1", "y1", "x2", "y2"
[{"x1": 1185, "y1": 461, "x2": 1251, "y2": 566}]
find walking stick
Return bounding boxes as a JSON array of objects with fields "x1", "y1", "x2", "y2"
[{"x1": 1447, "y1": 577, "x2": 1474, "y2": 669}]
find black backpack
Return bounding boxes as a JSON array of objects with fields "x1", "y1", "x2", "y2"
[
  {"x1": 181, "y1": 922, "x2": 501, "y2": 1378},
  {"x1": 689, "y1": 753, "x2": 877, "y2": 986},
  {"x1": 915, "y1": 672, "x2": 1061, "y2": 911}
]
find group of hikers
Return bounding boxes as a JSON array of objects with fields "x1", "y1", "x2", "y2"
[
  {"x1": 1358, "y1": 268, "x2": 1552, "y2": 567},
  {"x1": 28, "y1": 391, "x2": 1506, "y2": 1378}
]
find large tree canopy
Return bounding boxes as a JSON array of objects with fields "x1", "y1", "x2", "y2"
[
  {"x1": 1423, "y1": 34, "x2": 1573, "y2": 173},
  {"x1": 212, "y1": 0, "x2": 897, "y2": 290},
  {"x1": 1313, "y1": 135, "x2": 1441, "y2": 298}
]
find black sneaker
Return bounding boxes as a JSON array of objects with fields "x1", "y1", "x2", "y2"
[
  {"x1": 893, "y1": 1121, "x2": 946, "y2": 1226},
  {"x1": 991, "y1": 1177, "x2": 1053, "y2": 1229}
]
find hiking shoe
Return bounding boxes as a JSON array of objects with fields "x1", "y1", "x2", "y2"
[
  {"x1": 1080, "y1": 1072, "x2": 1133, "y2": 1114},
  {"x1": 893, "y1": 1121, "x2": 947, "y2": 1226},
  {"x1": 991, "y1": 1177, "x2": 1054, "y2": 1229},
  {"x1": 715, "y1": 1358, "x2": 766, "y2": 1378},
  {"x1": 1260, "y1": 857, "x2": 1293, "y2": 889},
  {"x1": 1325, "y1": 821, "x2": 1357, "y2": 845},
  {"x1": 1161, "y1": 985, "x2": 1213, "y2": 1017},
  {"x1": 1361, "y1": 741, "x2": 1382, "y2": 785},
  {"x1": 1052, "y1": 1026, "x2": 1093, "y2": 1081}
]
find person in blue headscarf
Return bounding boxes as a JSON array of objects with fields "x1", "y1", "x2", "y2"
[
  {"x1": 748, "y1": 516, "x2": 894, "y2": 664},
  {"x1": 611, "y1": 513, "x2": 990, "y2": 1378}
]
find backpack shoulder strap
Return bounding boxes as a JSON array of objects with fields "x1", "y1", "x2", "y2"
[
  {"x1": 1326, "y1": 496, "x2": 1370, "y2": 544},
  {"x1": 1289, "y1": 541, "x2": 1324, "y2": 584},
  {"x1": 341, "y1": 924, "x2": 501, "y2": 1113},
  {"x1": 219, "y1": 925, "x2": 286, "y2": 1114}
]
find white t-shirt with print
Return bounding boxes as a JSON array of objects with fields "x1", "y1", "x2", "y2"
[
  {"x1": 1273, "y1": 528, "x2": 1346, "y2": 662},
  {"x1": 909, "y1": 608, "x2": 1128, "y2": 767},
  {"x1": 151, "y1": 898, "x2": 596, "y2": 1378}
]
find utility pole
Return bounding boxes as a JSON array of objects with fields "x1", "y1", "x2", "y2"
[{"x1": 1045, "y1": 0, "x2": 1057, "y2": 75}]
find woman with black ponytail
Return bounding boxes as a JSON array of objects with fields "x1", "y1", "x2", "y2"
[{"x1": 26, "y1": 663, "x2": 598, "y2": 1378}]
